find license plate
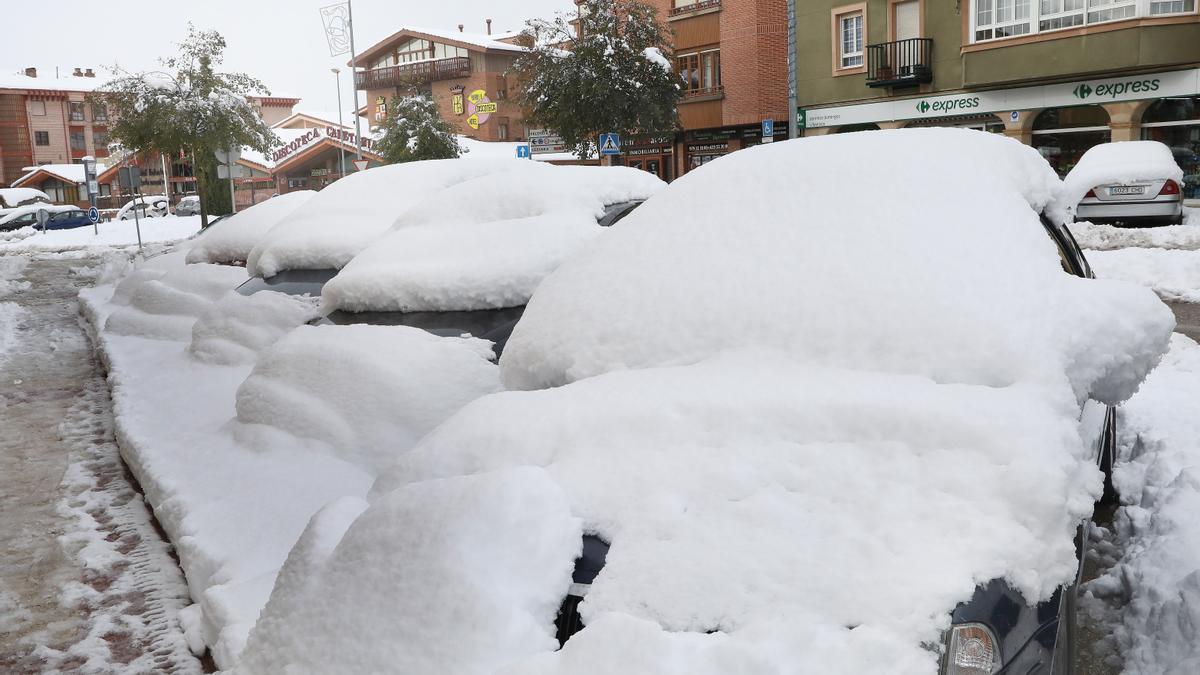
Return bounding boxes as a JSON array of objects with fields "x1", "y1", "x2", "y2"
[{"x1": 1109, "y1": 186, "x2": 1145, "y2": 196}]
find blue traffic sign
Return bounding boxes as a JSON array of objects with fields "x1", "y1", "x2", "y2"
[
  {"x1": 599, "y1": 133, "x2": 621, "y2": 156},
  {"x1": 516, "y1": 144, "x2": 531, "y2": 159},
  {"x1": 88, "y1": 206, "x2": 100, "y2": 223},
  {"x1": 761, "y1": 119, "x2": 774, "y2": 138}
]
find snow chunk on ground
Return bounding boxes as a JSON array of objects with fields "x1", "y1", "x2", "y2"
[
  {"x1": 1070, "y1": 214, "x2": 1200, "y2": 251},
  {"x1": 322, "y1": 165, "x2": 664, "y2": 312},
  {"x1": 245, "y1": 159, "x2": 520, "y2": 278},
  {"x1": 234, "y1": 324, "x2": 501, "y2": 474},
  {"x1": 499, "y1": 129, "x2": 1170, "y2": 406},
  {"x1": 1101, "y1": 335, "x2": 1200, "y2": 674},
  {"x1": 235, "y1": 468, "x2": 580, "y2": 675},
  {"x1": 185, "y1": 191, "x2": 316, "y2": 265},
  {"x1": 1052, "y1": 141, "x2": 1184, "y2": 223},
  {"x1": 105, "y1": 263, "x2": 247, "y2": 341},
  {"x1": 1087, "y1": 248, "x2": 1200, "y2": 303},
  {"x1": 188, "y1": 291, "x2": 321, "y2": 365}
]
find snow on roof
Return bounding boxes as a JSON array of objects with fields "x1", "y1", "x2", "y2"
[
  {"x1": 233, "y1": 128, "x2": 1176, "y2": 674},
  {"x1": 0, "y1": 67, "x2": 110, "y2": 92},
  {"x1": 14, "y1": 163, "x2": 105, "y2": 186},
  {"x1": 1053, "y1": 141, "x2": 1185, "y2": 222},
  {"x1": 355, "y1": 26, "x2": 526, "y2": 65},
  {"x1": 245, "y1": 159, "x2": 524, "y2": 278},
  {"x1": 276, "y1": 109, "x2": 362, "y2": 129},
  {"x1": 186, "y1": 191, "x2": 317, "y2": 265},
  {"x1": 322, "y1": 164, "x2": 665, "y2": 313}
]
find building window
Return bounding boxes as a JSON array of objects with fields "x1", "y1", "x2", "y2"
[
  {"x1": 498, "y1": 123, "x2": 509, "y2": 140},
  {"x1": 69, "y1": 102, "x2": 86, "y2": 122},
  {"x1": 70, "y1": 130, "x2": 86, "y2": 151},
  {"x1": 93, "y1": 130, "x2": 110, "y2": 150},
  {"x1": 1141, "y1": 95, "x2": 1200, "y2": 199},
  {"x1": 840, "y1": 14, "x2": 864, "y2": 67},
  {"x1": 973, "y1": 0, "x2": 1196, "y2": 42},
  {"x1": 676, "y1": 49, "x2": 721, "y2": 95},
  {"x1": 30, "y1": 100, "x2": 46, "y2": 116},
  {"x1": 34, "y1": 131, "x2": 49, "y2": 146},
  {"x1": 92, "y1": 102, "x2": 108, "y2": 122}
]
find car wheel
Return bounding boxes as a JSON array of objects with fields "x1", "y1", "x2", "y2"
[{"x1": 1052, "y1": 585, "x2": 1077, "y2": 674}]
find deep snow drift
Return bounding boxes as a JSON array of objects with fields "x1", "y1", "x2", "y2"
[
  {"x1": 185, "y1": 191, "x2": 316, "y2": 265},
  {"x1": 321, "y1": 165, "x2": 664, "y2": 313},
  {"x1": 234, "y1": 129, "x2": 1174, "y2": 674}
]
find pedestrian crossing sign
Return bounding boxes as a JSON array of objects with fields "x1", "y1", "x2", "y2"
[{"x1": 599, "y1": 133, "x2": 621, "y2": 156}]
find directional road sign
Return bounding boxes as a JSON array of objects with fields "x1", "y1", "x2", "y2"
[
  {"x1": 516, "y1": 144, "x2": 531, "y2": 159},
  {"x1": 599, "y1": 133, "x2": 621, "y2": 156},
  {"x1": 88, "y1": 207, "x2": 100, "y2": 224}
]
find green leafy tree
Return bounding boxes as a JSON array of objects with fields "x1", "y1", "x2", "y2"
[
  {"x1": 511, "y1": 0, "x2": 680, "y2": 159},
  {"x1": 95, "y1": 25, "x2": 277, "y2": 226},
  {"x1": 374, "y1": 93, "x2": 462, "y2": 163}
]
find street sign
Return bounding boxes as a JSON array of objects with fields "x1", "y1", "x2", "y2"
[
  {"x1": 352, "y1": 159, "x2": 370, "y2": 172},
  {"x1": 795, "y1": 109, "x2": 807, "y2": 130},
  {"x1": 217, "y1": 164, "x2": 247, "y2": 179},
  {"x1": 214, "y1": 148, "x2": 242, "y2": 165},
  {"x1": 599, "y1": 133, "x2": 621, "y2": 156},
  {"x1": 1009, "y1": 110, "x2": 1020, "y2": 122},
  {"x1": 761, "y1": 119, "x2": 775, "y2": 143},
  {"x1": 36, "y1": 208, "x2": 49, "y2": 229},
  {"x1": 88, "y1": 207, "x2": 99, "y2": 224},
  {"x1": 118, "y1": 166, "x2": 141, "y2": 189},
  {"x1": 516, "y1": 144, "x2": 531, "y2": 159}
]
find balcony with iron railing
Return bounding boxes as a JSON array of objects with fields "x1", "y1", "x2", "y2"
[
  {"x1": 669, "y1": 0, "x2": 721, "y2": 18},
  {"x1": 354, "y1": 56, "x2": 471, "y2": 90},
  {"x1": 865, "y1": 38, "x2": 933, "y2": 87}
]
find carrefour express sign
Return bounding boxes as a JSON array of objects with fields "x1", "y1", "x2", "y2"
[{"x1": 803, "y1": 68, "x2": 1199, "y2": 129}]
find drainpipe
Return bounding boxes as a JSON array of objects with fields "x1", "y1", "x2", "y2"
[{"x1": 787, "y1": 0, "x2": 798, "y2": 139}]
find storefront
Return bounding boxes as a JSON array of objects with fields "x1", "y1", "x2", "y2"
[
  {"x1": 620, "y1": 135, "x2": 674, "y2": 182},
  {"x1": 682, "y1": 123, "x2": 790, "y2": 174},
  {"x1": 1140, "y1": 95, "x2": 1200, "y2": 200},
  {"x1": 1031, "y1": 106, "x2": 1111, "y2": 175}
]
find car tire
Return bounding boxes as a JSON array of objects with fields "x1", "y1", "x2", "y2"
[{"x1": 1052, "y1": 585, "x2": 1078, "y2": 674}]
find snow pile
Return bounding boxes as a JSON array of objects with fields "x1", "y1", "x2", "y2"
[
  {"x1": 245, "y1": 159, "x2": 520, "y2": 277},
  {"x1": 1100, "y1": 335, "x2": 1200, "y2": 673},
  {"x1": 236, "y1": 469, "x2": 579, "y2": 675},
  {"x1": 322, "y1": 165, "x2": 664, "y2": 313},
  {"x1": 1087, "y1": 248, "x2": 1200, "y2": 303},
  {"x1": 0, "y1": 186, "x2": 50, "y2": 209},
  {"x1": 0, "y1": 215, "x2": 201, "y2": 253},
  {"x1": 188, "y1": 291, "x2": 321, "y2": 365},
  {"x1": 235, "y1": 324, "x2": 501, "y2": 474},
  {"x1": 185, "y1": 191, "x2": 316, "y2": 265},
  {"x1": 236, "y1": 129, "x2": 1173, "y2": 673},
  {"x1": 105, "y1": 261, "x2": 247, "y2": 340},
  {"x1": 1052, "y1": 141, "x2": 1184, "y2": 223},
  {"x1": 1070, "y1": 218, "x2": 1200, "y2": 251}
]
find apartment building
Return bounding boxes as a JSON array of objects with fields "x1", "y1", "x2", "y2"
[{"x1": 795, "y1": 0, "x2": 1200, "y2": 194}]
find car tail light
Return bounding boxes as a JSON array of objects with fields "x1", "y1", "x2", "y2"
[
  {"x1": 1084, "y1": 188, "x2": 1097, "y2": 199},
  {"x1": 1159, "y1": 180, "x2": 1180, "y2": 197},
  {"x1": 942, "y1": 623, "x2": 1002, "y2": 675}
]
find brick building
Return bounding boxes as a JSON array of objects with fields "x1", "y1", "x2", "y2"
[{"x1": 351, "y1": 25, "x2": 528, "y2": 143}]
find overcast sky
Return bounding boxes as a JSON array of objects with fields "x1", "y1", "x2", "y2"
[{"x1": 8, "y1": 0, "x2": 571, "y2": 116}]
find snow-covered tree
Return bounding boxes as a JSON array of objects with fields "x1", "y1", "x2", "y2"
[
  {"x1": 374, "y1": 93, "x2": 462, "y2": 164},
  {"x1": 97, "y1": 25, "x2": 277, "y2": 226},
  {"x1": 511, "y1": 0, "x2": 680, "y2": 159}
]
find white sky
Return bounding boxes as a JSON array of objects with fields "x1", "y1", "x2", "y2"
[{"x1": 6, "y1": 0, "x2": 571, "y2": 115}]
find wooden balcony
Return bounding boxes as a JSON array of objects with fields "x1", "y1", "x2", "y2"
[{"x1": 354, "y1": 57, "x2": 471, "y2": 90}]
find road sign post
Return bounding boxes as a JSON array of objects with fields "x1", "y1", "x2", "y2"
[
  {"x1": 118, "y1": 166, "x2": 144, "y2": 253},
  {"x1": 761, "y1": 119, "x2": 775, "y2": 144},
  {"x1": 599, "y1": 133, "x2": 621, "y2": 166},
  {"x1": 36, "y1": 208, "x2": 49, "y2": 234},
  {"x1": 215, "y1": 148, "x2": 243, "y2": 215},
  {"x1": 82, "y1": 156, "x2": 99, "y2": 234},
  {"x1": 352, "y1": 159, "x2": 369, "y2": 172}
]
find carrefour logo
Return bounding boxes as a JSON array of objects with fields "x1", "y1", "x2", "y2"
[
  {"x1": 915, "y1": 96, "x2": 981, "y2": 114},
  {"x1": 1073, "y1": 78, "x2": 1160, "y2": 100}
]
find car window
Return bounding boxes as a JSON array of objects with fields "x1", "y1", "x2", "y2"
[
  {"x1": 324, "y1": 305, "x2": 526, "y2": 341},
  {"x1": 598, "y1": 200, "x2": 643, "y2": 228},
  {"x1": 235, "y1": 269, "x2": 339, "y2": 297}
]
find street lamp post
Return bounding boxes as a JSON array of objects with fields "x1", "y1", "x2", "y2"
[{"x1": 332, "y1": 68, "x2": 347, "y2": 179}]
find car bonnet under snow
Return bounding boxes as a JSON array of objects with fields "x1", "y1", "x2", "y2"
[
  {"x1": 186, "y1": 190, "x2": 317, "y2": 265},
  {"x1": 244, "y1": 159, "x2": 527, "y2": 278},
  {"x1": 319, "y1": 164, "x2": 666, "y2": 314}
]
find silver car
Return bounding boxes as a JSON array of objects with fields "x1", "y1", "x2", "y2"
[
  {"x1": 1075, "y1": 178, "x2": 1183, "y2": 226},
  {"x1": 175, "y1": 195, "x2": 201, "y2": 217}
]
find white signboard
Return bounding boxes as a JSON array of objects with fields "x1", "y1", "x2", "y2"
[
  {"x1": 803, "y1": 67, "x2": 1200, "y2": 129},
  {"x1": 529, "y1": 128, "x2": 567, "y2": 155}
]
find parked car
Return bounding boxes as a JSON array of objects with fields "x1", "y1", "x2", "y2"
[
  {"x1": 0, "y1": 203, "x2": 74, "y2": 231},
  {"x1": 115, "y1": 195, "x2": 169, "y2": 221},
  {"x1": 0, "y1": 187, "x2": 51, "y2": 218},
  {"x1": 175, "y1": 195, "x2": 201, "y2": 217},
  {"x1": 39, "y1": 208, "x2": 93, "y2": 231},
  {"x1": 1066, "y1": 141, "x2": 1185, "y2": 226}
]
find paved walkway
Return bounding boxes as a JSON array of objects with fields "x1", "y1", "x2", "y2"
[
  {"x1": 1166, "y1": 301, "x2": 1200, "y2": 342},
  {"x1": 0, "y1": 255, "x2": 203, "y2": 674}
]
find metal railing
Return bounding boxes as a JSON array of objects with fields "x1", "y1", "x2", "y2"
[
  {"x1": 670, "y1": 0, "x2": 721, "y2": 16},
  {"x1": 682, "y1": 85, "x2": 724, "y2": 99},
  {"x1": 866, "y1": 38, "x2": 933, "y2": 87},
  {"x1": 354, "y1": 57, "x2": 471, "y2": 90}
]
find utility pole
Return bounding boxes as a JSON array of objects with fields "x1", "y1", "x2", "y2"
[
  {"x1": 347, "y1": 0, "x2": 363, "y2": 160},
  {"x1": 332, "y1": 68, "x2": 347, "y2": 178}
]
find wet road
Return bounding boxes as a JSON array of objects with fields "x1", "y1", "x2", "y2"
[{"x1": 0, "y1": 254, "x2": 202, "y2": 673}]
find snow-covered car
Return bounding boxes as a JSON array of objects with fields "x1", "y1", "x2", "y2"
[
  {"x1": 40, "y1": 207, "x2": 93, "y2": 231},
  {"x1": 115, "y1": 195, "x2": 169, "y2": 221},
  {"x1": 0, "y1": 203, "x2": 74, "y2": 231},
  {"x1": 185, "y1": 190, "x2": 316, "y2": 266},
  {"x1": 1065, "y1": 141, "x2": 1185, "y2": 226},
  {"x1": 0, "y1": 187, "x2": 51, "y2": 217},
  {"x1": 232, "y1": 129, "x2": 1174, "y2": 675},
  {"x1": 174, "y1": 195, "x2": 201, "y2": 217}
]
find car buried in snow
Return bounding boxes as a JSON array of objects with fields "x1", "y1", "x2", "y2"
[{"x1": 1065, "y1": 141, "x2": 1186, "y2": 226}]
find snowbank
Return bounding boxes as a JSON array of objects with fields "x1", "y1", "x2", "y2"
[
  {"x1": 322, "y1": 165, "x2": 664, "y2": 313},
  {"x1": 188, "y1": 291, "x2": 321, "y2": 365},
  {"x1": 1087, "y1": 248, "x2": 1200, "y2": 303},
  {"x1": 500, "y1": 129, "x2": 1169, "y2": 405},
  {"x1": 185, "y1": 191, "x2": 316, "y2": 265},
  {"x1": 1053, "y1": 141, "x2": 1184, "y2": 223},
  {"x1": 104, "y1": 262, "x2": 247, "y2": 341},
  {"x1": 1100, "y1": 335, "x2": 1200, "y2": 674},
  {"x1": 0, "y1": 215, "x2": 201, "y2": 253},
  {"x1": 0, "y1": 186, "x2": 50, "y2": 209},
  {"x1": 234, "y1": 324, "x2": 501, "y2": 474},
  {"x1": 1068, "y1": 212, "x2": 1200, "y2": 251},
  {"x1": 245, "y1": 159, "x2": 520, "y2": 278}
]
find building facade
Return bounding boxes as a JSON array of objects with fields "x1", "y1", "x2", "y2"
[
  {"x1": 795, "y1": 0, "x2": 1200, "y2": 195},
  {"x1": 351, "y1": 26, "x2": 528, "y2": 143}
]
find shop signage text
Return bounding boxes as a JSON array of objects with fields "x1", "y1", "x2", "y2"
[
  {"x1": 688, "y1": 142, "x2": 729, "y2": 153},
  {"x1": 271, "y1": 127, "x2": 375, "y2": 163}
]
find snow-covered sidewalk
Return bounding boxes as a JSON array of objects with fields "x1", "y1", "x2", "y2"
[
  {"x1": 0, "y1": 215, "x2": 201, "y2": 253},
  {"x1": 1071, "y1": 209, "x2": 1200, "y2": 303}
]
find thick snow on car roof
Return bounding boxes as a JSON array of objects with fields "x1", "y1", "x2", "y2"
[
  {"x1": 0, "y1": 187, "x2": 50, "y2": 209},
  {"x1": 233, "y1": 128, "x2": 1174, "y2": 675},
  {"x1": 320, "y1": 164, "x2": 666, "y2": 313},
  {"x1": 186, "y1": 191, "x2": 316, "y2": 265},
  {"x1": 245, "y1": 159, "x2": 521, "y2": 278},
  {"x1": 1053, "y1": 140, "x2": 1185, "y2": 222}
]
